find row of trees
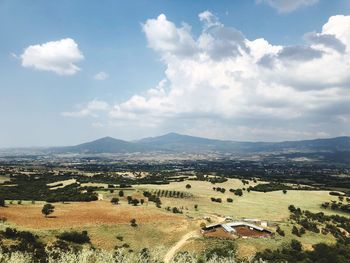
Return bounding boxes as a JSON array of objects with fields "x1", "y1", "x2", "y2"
[{"x1": 322, "y1": 201, "x2": 350, "y2": 213}]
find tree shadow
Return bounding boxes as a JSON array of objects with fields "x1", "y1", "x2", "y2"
[{"x1": 45, "y1": 215, "x2": 57, "y2": 219}]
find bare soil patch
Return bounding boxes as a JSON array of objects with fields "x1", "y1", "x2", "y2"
[{"x1": 203, "y1": 228, "x2": 235, "y2": 240}]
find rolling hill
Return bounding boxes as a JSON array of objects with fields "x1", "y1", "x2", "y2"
[{"x1": 48, "y1": 133, "x2": 350, "y2": 154}]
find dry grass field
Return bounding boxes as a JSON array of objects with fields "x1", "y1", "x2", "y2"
[
  {"x1": 0, "y1": 201, "x2": 183, "y2": 229},
  {"x1": 0, "y1": 178, "x2": 348, "y2": 259}
]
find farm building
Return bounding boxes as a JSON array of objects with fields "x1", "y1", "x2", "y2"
[{"x1": 202, "y1": 221, "x2": 273, "y2": 239}]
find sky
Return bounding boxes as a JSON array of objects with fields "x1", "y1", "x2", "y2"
[{"x1": 1, "y1": 0, "x2": 350, "y2": 147}]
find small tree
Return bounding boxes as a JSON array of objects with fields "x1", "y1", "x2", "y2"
[
  {"x1": 290, "y1": 239, "x2": 302, "y2": 251},
  {"x1": 292, "y1": 225, "x2": 300, "y2": 237},
  {"x1": 111, "y1": 197, "x2": 119, "y2": 205},
  {"x1": 140, "y1": 199, "x2": 145, "y2": 205},
  {"x1": 234, "y1": 189, "x2": 243, "y2": 196},
  {"x1": 186, "y1": 184, "x2": 191, "y2": 189},
  {"x1": 119, "y1": 190, "x2": 124, "y2": 197},
  {"x1": 127, "y1": 196, "x2": 132, "y2": 204},
  {"x1": 194, "y1": 204, "x2": 198, "y2": 211},
  {"x1": 0, "y1": 198, "x2": 5, "y2": 207},
  {"x1": 283, "y1": 189, "x2": 287, "y2": 194},
  {"x1": 130, "y1": 218, "x2": 137, "y2": 227},
  {"x1": 132, "y1": 199, "x2": 140, "y2": 206},
  {"x1": 42, "y1": 203, "x2": 55, "y2": 218}
]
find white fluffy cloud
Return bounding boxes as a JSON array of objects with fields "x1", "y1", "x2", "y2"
[
  {"x1": 94, "y1": 71, "x2": 109, "y2": 80},
  {"x1": 256, "y1": 0, "x2": 318, "y2": 13},
  {"x1": 20, "y1": 38, "x2": 84, "y2": 75},
  {"x1": 64, "y1": 13, "x2": 350, "y2": 141}
]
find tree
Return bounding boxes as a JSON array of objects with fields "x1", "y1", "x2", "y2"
[
  {"x1": 234, "y1": 189, "x2": 243, "y2": 196},
  {"x1": 127, "y1": 196, "x2": 132, "y2": 204},
  {"x1": 140, "y1": 199, "x2": 144, "y2": 205},
  {"x1": 119, "y1": 190, "x2": 124, "y2": 197},
  {"x1": 132, "y1": 199, "x2": 140, "y2": 206},
  {"x1": 130, "y1": 218, "x2": 137, "y2": 227},
  {"x1": 283, "y1": 189, "x2": 287, "y2": 194},
  {"x1": 111, "y1": 197, "x2": 119, "y2": 205},
  {"x1": 290, "y1": 239, "x2": 302, "y2": 251},
  {"x1": 194, "y1": 204, "x2": 198, "y2": 210},
  {"x1": 292, "y1": 225, "x2": 300, "y2": 237},
  {"x1": 42, "y1": 204, "x2": 55, "y2": 218},
  {"x1": 227, "y1": 198, "x2": 233, "y2": 203},
  {"x1": 186, "y1": 184, "x2": 191, "y2": 189},
  {"x1": 0, "y1": 198, "x2": 5, "y2": 207}
]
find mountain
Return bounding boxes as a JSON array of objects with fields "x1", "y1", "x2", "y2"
[
  {"x1": 135, "y1": 132, "x2": 235, "y2": 152},
  {"x1": 51, "y1": 137, "x2": 140, "y2": 153},
  {"x1": 48, "y1": 133, "x2": 350, "y2": 154}
]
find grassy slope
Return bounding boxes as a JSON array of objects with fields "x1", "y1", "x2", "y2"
[{"x1": 0, "y1": 178, "x2": 348, "y2": 259}]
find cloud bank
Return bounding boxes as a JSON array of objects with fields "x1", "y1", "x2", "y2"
[
  {"x1": 63, "y1": 13, "x2": 350, "y2": 141},
  {"x1": 20, "y1": 38, "x2": 84, "y2": 75}
]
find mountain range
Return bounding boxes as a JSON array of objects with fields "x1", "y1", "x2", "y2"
[{"x1": 50, "y1": 133, "x2": 350, "y2": 154}]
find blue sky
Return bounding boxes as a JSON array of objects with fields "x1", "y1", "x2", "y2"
[{"x1": 1, "y1": 0, "x2": 350, "y2": 147}]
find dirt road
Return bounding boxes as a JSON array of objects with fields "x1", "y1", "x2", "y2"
[{"x1": 164, "y1": 230, "x2": 198, "y2": 263}]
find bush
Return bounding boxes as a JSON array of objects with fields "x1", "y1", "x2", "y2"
[
  {"x1": 130, "y1": 218, "x2": 137, "y2": 227},
  {"x1": 57, "y1": 231, "x2": 90, "y2": 244},
  {"x1": 226, "y1": 198, "x2": 233, "y2": 203},
  {"x1": 276, "y1": 226, "x2": 285, "y2": 236},
  {"x1": 111, "y1": 197, "x2": 119, "y2": 205},
  {"x1": 290, "y1": 239, "x2": 302, "y2": 251},
  {"x1": 234, "y1": 189, "x2": 243, "y2": 196}
]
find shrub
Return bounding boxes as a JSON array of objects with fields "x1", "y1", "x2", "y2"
[
  {"x1": 276, "y1": 226, "x2": 285, "y2": 236},
  {"x1": 130, "y1": 218, "x2": 137, "y2": 227},
  {"x1": 111, "y1": 197, "x2": 119, "y2": 205},
  {"x1": 57, "y1": 231, "x2": 90, "y2": 244},
  {"x1": 234, "y1": 189, "x2": 243, "y2": 196}
]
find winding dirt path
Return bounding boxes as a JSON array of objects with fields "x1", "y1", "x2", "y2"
[{"x1": 164, "y1": 230, "x2": 198, "y2": 263}]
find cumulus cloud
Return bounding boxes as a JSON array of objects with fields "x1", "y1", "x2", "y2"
[
  {"x1": 142, "y1": 14, "x2": 197, "y2": 56},
  {"x1": 64, "y1": 13, "x2": 350, "y2": 141},
  {"x1": 20, "y1": 38, "x2": 84, "y2": 75},
  {"x1": 256, "y1": 0, "x2": 319, "y2": 13},
  {"x1": 94, "y1": 71, "x2": 109, "y2": 80}
]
